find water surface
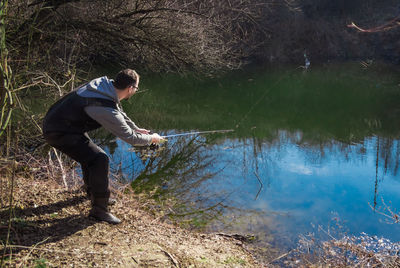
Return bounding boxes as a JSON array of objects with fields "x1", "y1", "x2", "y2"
[{"x1": 104, "y1": 63, "x2": 400, "y2": 255}]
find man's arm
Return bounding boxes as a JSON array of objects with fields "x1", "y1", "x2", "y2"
[
  {"x1": 120, "y1": 110, "x2": 140, "y2": 131},
  {"x1": 119, "y1": 110, "x2": 150, "y2": 134},
  {"x1": 84, "y1": 106, "x2": 152, "y2": 146}
]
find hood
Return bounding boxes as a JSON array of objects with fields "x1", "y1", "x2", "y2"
[{"x1": 77, "y1": 76, "x2": 119, "y2": 103}]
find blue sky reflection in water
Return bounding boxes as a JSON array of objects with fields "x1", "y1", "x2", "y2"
[
  {"x1": 210, "y1": 134, "x2": 400, "y2": 247},
  {"x1": 104, "y1": 63, "x2": 400, "y2": 250}
]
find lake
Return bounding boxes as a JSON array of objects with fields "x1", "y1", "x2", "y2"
[{"x1": 101, "y1": 62, "x2": 400, "y2": 259}]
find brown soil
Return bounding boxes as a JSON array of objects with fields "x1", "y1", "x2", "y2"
[{"x1": 0, "y1": 175, "x2": 260, "y2": 267}]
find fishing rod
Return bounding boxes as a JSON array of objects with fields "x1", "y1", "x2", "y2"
[
  {"x1": 161, "y1": 129, "x2": 234, "y2": 139},
  {"x1": 128, "y1": 129, "x2": 234, "y2": 151}
]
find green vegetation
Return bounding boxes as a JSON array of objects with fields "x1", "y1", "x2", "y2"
[
  {"x1": 222, "y1": 256, "x2": 247, "y2": 265},
  {"x1": 34, "y1": 258, "x2": 47, "y2": 268}
]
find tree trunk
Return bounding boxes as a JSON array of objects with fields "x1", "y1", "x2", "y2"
[{"x1": 0, "y1": 0, "x2": 13, "y2": 139}]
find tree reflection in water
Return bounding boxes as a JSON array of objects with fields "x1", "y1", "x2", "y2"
[
  {"x1": 101, "y1": 126, "x2": 400, "y2": 257},
  {"x1": 108, "y1": 135, "x2": 237, "y2": 227},
  {"x1": 105, "y1": 129, "x2": 400, "y2": 223}
]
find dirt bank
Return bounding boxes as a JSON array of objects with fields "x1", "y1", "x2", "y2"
[{"x1": 0, "y1": 175, "x2": 259, "y2": 267}]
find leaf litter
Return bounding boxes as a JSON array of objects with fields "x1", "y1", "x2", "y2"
[{"x1": 0, "y1": 174, "x2": 259, "y2": 267}]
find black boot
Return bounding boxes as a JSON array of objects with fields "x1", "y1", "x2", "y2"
[
  {"x1": 82, "y1": 185, "x2": 117, "y2": 206},
  {"x1": 89, "y1": 197, "x2": 121, "y2": 224}
]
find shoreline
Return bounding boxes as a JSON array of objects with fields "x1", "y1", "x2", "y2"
[{"x1": 0, "y1": 173, "x2": 259, "y2": 267}]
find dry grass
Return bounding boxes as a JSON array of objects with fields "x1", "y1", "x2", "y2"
[
  {"x1": 0, "y1": 148, "x2": 258, "y2": 268},
  {"x1": 278, "y1": 230, "x2": 400, "y2": 267}
]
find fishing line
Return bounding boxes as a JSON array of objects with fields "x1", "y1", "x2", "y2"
[
  {"x1": 158, "y1": 71, "x2": 292, "y2": 139},
  {"x1": 234, "y1": 73, "x2": 289, "y2": 130},
  {"x1": 141, "y1": 68, "x2": 297, "y2": 141},
  {"x1": 135, "y1": 89, "x2": 149, "y2": 94},
  {"x1": 162, "y1": 129, "x2": 234, "y2": 139}
]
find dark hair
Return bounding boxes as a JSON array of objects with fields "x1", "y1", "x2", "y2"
[{"x1": 113, "y1": 69, "x2": 139, "y2": 90}]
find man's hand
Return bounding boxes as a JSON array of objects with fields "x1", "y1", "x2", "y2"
[
  {"x1": 151, "y1": 133, "x2": 166, "y2": 144},
  {"x1": 136, "y1": 128, "x2": 150, "y2": 134}
]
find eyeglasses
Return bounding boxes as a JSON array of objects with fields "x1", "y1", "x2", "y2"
[{"x1": 131, "y1": 85, "x2": 139, "y2": 91}]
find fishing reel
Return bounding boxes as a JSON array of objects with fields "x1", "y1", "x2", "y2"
[
  {"x1": 129, "y1": 142, "x2": 163, "y2": 162},
  {"x1": 149, "y1": 143, "x2": 160, "y2": 150}
]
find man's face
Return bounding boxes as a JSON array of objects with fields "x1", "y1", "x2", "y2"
[{"x1": 127, "y1": 78, "x2": 139, "y2": 99}]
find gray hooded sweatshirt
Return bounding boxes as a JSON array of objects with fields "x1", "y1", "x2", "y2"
[{"x1": 76, "y1": 76, "x2": 152, "y2": 146}]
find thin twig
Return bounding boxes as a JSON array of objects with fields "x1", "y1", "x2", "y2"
[
  {"x1": 53, "y1": 148, "x2": 68, "y2": 189},
  {"x1": 12, "y1": 81, "x2": 42, "y2": 92},
  {"x1": 158, "y1": 246, "x2": 179, "y2": 268},
  {"x1": 268, "y1": 250, "x2": 294, "y2": 264},
  {"x1": 17, "y1": 237, "x2": 51, "y2": 268},
  {"x1": 254, "y1": 171, "x2": 263, "y2": 200},
  {"x1": 6, "y1": 245, "x2": 113, "y2": 255},
  {"x1": 131, "y1": 256, "x2": 139, "y2": 264}
]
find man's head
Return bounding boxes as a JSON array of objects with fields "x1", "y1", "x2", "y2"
[{"x1": 113, "y1": 69, "x2": 140, "y2": 100}]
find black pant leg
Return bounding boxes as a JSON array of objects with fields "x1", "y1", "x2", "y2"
[
  {"x1": 81, "y1": 163, "x2": 91, "y2": 193},
  {"x1": 44, "y1": 132, "x2": 110, "y2": 198}
]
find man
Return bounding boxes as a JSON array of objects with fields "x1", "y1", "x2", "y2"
[{"x1": 43, "y1": 69, "x2": 163, "y2": 224}]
